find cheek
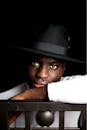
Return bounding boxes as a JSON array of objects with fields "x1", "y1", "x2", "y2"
[
  {"x1": 27, "y1": 66, "x2": 36, "y2": 79},
  {"x1": 49, "y1": 68, "x2": 65, "y2": 82}
]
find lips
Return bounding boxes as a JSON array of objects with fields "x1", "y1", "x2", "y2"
[{"x1": 32, "y1": 82, "x2": 47, "y2": 88}]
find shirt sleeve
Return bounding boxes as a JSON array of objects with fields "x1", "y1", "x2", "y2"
[
  {"x1": 47, "y1": 75, "x2": 87, "y2": 104},
  {"x1": 0, "y1": 82, "x2": 29, "y2": 99}
]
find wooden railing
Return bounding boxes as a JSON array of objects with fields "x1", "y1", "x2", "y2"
[{"x1": 0, "y1": 100, "x2": 87, "y2": 130}]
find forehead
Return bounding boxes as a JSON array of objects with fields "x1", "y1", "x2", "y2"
[{"x1": 31, "y1": 54, "x2": 65, "y2": 63}]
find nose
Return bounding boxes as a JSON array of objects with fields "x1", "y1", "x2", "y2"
[{"x1": 36, "y1": 65, "x2": 49, "y2": 79}]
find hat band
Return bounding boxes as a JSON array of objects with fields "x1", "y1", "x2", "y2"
[{"x1": 32, "y1": 42, "x2": 69, "y2": 56}]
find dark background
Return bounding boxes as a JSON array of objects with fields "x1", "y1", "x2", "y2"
[{"x1": 3, "y1": 0, "x2": 86, "y2": 92}]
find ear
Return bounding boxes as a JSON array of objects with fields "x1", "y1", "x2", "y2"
[{"x1": 61, "y1": 63, "x2": 66, "y2": 75}]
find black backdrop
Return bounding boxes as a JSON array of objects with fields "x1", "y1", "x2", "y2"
[{"x1": 5, "y1": 0, "x2": 86, "y2": 91}]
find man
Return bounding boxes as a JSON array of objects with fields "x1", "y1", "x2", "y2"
[
  {"x1": 10, "y1": 24, "x2": 86, "y2": 101},
  {"x1": 6, "y1": 24, "x2": 87, "y2": 128}
]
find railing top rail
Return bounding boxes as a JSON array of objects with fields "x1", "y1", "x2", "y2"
[{"x1": 0, "y1": 100, "x2": 86, "y2": 111}]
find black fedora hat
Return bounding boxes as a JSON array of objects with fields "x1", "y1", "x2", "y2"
[{"x1": 10, "y1": 24, "x2": 85, "y2": 64}]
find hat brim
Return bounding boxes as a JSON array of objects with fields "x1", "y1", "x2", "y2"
[{"x1": 12, "y1": 46, "x2": 85, "y2": 64}]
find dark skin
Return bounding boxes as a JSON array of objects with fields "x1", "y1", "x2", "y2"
[{"x1": 11, "y1": 55, "x2": 66, "y2": 100}]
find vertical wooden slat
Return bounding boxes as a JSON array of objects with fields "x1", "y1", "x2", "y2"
[
  {"x1": 25, "y1": 111, "x2": 31, "y2": 130},
  {"x1": 59, "y1": 111, "x2": 64, "y2": 130},
  {"x1": 0, "y1": 102, "x2": 9, "y2": 130},
  {"x1": 81, "y1": 105, "x2": 86, "y2": 130},
  {"x1": 86, "y1": 104, "x2": 87, "y2": 130}
]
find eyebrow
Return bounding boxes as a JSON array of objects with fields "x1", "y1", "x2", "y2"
[
  {"x1": 48, "y1": 61, "x2": 63, "y2": 65},
  {"x1": 31, "y1": 55, "x2": 65, "y2": 64}
]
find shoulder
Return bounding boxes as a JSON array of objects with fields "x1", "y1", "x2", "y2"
[
  {"x1": 61, "y1": 74, "x2": 87, "y2": 81},
  {"x1": 0, "y1": 82, "x2": 29, "y2": 99}
]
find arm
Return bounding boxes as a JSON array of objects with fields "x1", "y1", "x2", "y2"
[
  {"x1": 9, "y1": 87, "x2": 47, "y2": 125},
  {"x1": 11, "y1": 75, "x2": 87, "y2": 103},
  {"x1": 11, "y1": 87, "x2": 47, "y2": 100},
  {"x1": 48, "y1": 75, "x2": 87, "y2": 104}
]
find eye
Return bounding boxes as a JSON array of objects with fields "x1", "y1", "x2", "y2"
[
  {"x1": 32, "y1": 61, "x2": 40, "y2": 68},
  {"x1": 50, "y1": 64, "x2": 59, "y2": 70}
]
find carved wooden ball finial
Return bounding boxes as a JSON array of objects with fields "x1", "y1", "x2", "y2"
[{"x1": 36, "y1": 111, "x2": 54, "y2": 127}]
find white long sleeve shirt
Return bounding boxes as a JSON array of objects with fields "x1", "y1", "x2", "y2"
[{"x1": 48, "y1": 74, "x2": 87, "y2": 104}]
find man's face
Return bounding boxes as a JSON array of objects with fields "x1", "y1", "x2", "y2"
[{"x1": 27, "y1": 55, "x2": 66, "y2": 88}]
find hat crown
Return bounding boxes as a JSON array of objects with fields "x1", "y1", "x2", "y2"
[{"x1": 38, "y1": 24, "x2": 70, "y2": 48}]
